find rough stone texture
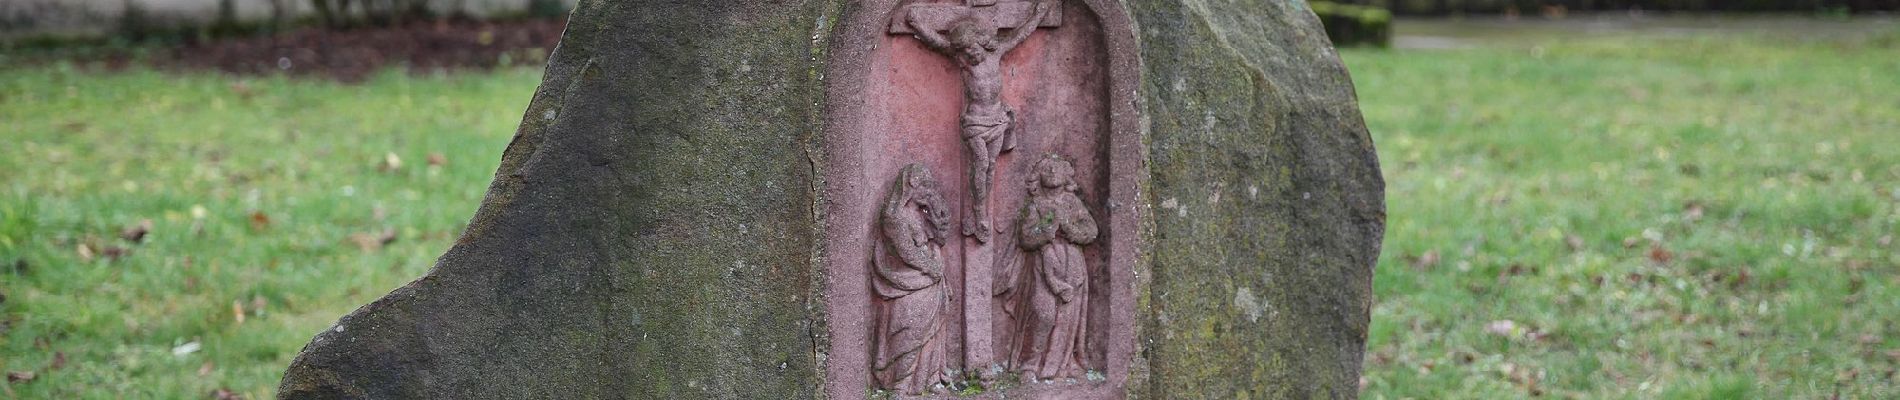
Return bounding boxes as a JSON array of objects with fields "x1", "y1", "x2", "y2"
[
  {"x1": 277, "y1": 0, "x2": 1382, "y2": 398},
  {"x1": 815, "y1": 1, "x2": 1145, "y2": 396},
  {"x1": 278, "y1": 1, "x2": 838, "y2": 398},
  {"x1": 1130, "y1": 0, "x2": 1384, "y2": 398}
]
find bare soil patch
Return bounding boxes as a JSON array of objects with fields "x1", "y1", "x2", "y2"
[
  {"x1": 24, "y1": 17, "x2": 566, "y2": 82},
  {"x1": 181, "y1": 18, "x2": 565, "y2": 82}
]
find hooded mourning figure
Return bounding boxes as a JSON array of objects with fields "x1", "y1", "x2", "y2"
[{"x1": 872, "y1": 163, "x2": 955, "y2": 395}]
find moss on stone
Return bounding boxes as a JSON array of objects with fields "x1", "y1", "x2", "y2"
[
  {"x1": 278, "y1": 1, "x2": 846, "y2": 398},
  {"x1": 278, "y1": 1, "x2": 1380, "y2": 398},
  {"x1": 1130, "y1": 0, "x2": 1384, "y2": 398}
]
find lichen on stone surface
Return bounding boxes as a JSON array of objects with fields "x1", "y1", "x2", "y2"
[{"x1": 277, "y1": 1, "x2": 1380, "y2": 399}]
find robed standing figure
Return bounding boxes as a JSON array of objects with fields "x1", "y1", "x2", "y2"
[
  {"x1": 872, "y1": 164, "x2": 956, "y2": 395},
  {"x1": 999, "y1": 153, "x2": 1097, "y2": 381}
]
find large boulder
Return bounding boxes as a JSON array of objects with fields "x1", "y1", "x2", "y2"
[{"x1": 278, "y1": 1, "x2": 1382, "y2": 398}]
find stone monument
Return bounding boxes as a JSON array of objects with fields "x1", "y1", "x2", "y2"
[{"x1": 278, "y1": 1, "x2": 1385, "y2": 399}]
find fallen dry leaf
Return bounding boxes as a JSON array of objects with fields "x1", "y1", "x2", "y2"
[
  {"x1": 251, "y1": 296, "x2": 267, "y2": 316},
  {"x1": 1455, "y1": 351, "x2": 1477, "y2": 364},
  {"x1": 1682, "y1": 201, "x2": 1706, "y2": 222},
  {"x1": 1485, "y1": 320, "x2": 1519, "y2": 337},
  {"x1": 1647, "y1": 245, "x2": 1674, "y2": 264},
  {"x1": 229, "y1": 81, "x2": 254, "y2": 99},
  {"x1": 1499, "y1": 362, "x2": 1544, "y2": 396},
  {"x1": 6, "y1": 371, "x2": 33, "y2": 383},
  {"x1": 1627, "y1": 272, "x2": 1649, "y2": 285},
  {"x1": 79, "y1": 242, "x2": 129, "y2": 262},
  {"x1": 1525, "y1": 328, "x2": 1552, "y2": 341},
  {"x1": 1501, "y1": 263, "x2": 1531, "y2": 277},
  {"x1": 233, "y1": 301, "x2": 246, "y2": 325},
  {"x1": 212, "y1": 387, "x2": 245, "y2": 400},
  {"x1": 199, "y1": 361, "x2": 215, "y2": 377},
  {"x1": 378, "y1": 152, "x2": 403, "y2": 172},
  {"x1": 427, "y1": 153, "x2": 447, "y2": 166},
  {"x1": 349, "y1": 228, "x2": 399, "y2": 251},
  {"x1": 1410, "y1": 250, "x2": 1441, "y2": 270},
  {"x1": 48, "y1": 352, "x2": 65, "y2": 370},
  {"x1": 98, "y1": 246, "x2": 129, "y2": 261},
  {"x1": 1564, "y1": 235, "x2": 1585, "y2": 252},
  {"x1": 1500, "y1": 362, "x2": 1520, "y2": 380},
  {"x1": 121, "y1": 219, "x2": 154, "y2": 243},
  {"x1": 249, "y1": 211, "x2": 271, "y2": 231}
]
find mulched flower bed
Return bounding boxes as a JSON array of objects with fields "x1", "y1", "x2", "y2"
[
  {"x1": 18, "y1": 17, "x2": 567, "y2": 82},
  {"x1": 183, "y1": 18, "x2": 565, "y2": 82}
]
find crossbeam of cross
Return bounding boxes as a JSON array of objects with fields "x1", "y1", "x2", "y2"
[{"x1": 887, "y1": 0, "x2": 1063, "y2": 35}]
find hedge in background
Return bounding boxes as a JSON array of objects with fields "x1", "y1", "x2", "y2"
[
  {"x1": 1314, "y1": 2, "x2": 1394, "y2": 47},
  {"x1": 1333, "y1": 0, "x2": 1892, "y2": 15}
]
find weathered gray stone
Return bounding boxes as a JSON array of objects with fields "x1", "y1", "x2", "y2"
[
  {"x1": 1131, "y1": 1, "x2": 1384, "y2": 397},
  {"x1": 277, "y1": 0, "x2": 1381, "y2": 398}
]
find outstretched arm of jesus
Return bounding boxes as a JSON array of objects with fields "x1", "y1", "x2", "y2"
[
  {"x1": 996, "y1": 0, "x2": 1054, "y2": 53},
  {"x1": 907, "y1": 12, "x2": 954, "y2": 52}
]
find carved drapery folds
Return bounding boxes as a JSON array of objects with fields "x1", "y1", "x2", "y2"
[
  {"x1": 861, "y1": 0, "x2": 1125, "y2": 395},
  {"x1": 998, "y1": 153, "x2": 1098, "y2": 381},
  {"x1": 872, "y1": 164, "x2": 956, "y2": 395},
  {"x1": 902, "y1": 0, "x2": 1056, "y2": 242}
]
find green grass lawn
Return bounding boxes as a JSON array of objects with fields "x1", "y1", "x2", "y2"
[
  {"x1": 0, "y1": 66, "x2": 545, "y2": 398},
  {"x1": 2, "y1": 23, "x2": 1898, "y2": 399},
  {"x1": 1350, "y1": 27, "x2": 1900, "y2": 398}
]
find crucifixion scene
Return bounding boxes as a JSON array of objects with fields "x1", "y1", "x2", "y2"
[
  {"x1": 868, "y1": 0, "x2": 1111, "y2": 396},
  {"x1": 4, "y1": 0, "x2": 1439, "y2": 395},
  {"x1": 894, "y1": 0, "x2": 1059, "y2": 243}
]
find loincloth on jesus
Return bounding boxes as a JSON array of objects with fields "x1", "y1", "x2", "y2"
[{"x1": 959, "y1": 107, "x2": 1016, "y2": 149}]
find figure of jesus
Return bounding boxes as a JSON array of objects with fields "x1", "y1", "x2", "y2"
[{"x1": 906, "y1": 0, "x2": 1055, "y2": 243}]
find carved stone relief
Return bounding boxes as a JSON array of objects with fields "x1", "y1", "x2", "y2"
[
  {"x1": 872, "y1": 164, "x2": 956, "y2": 395},
  {"x1": 996, "y1": 153, "x2": 1098, "y2": 382},
  {"x1": 899, "y1": 0, "x2": 1058, "y2": 242},
  {"x1": 828, "y1": 0, "x2": 1141, "y2": 397}
]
